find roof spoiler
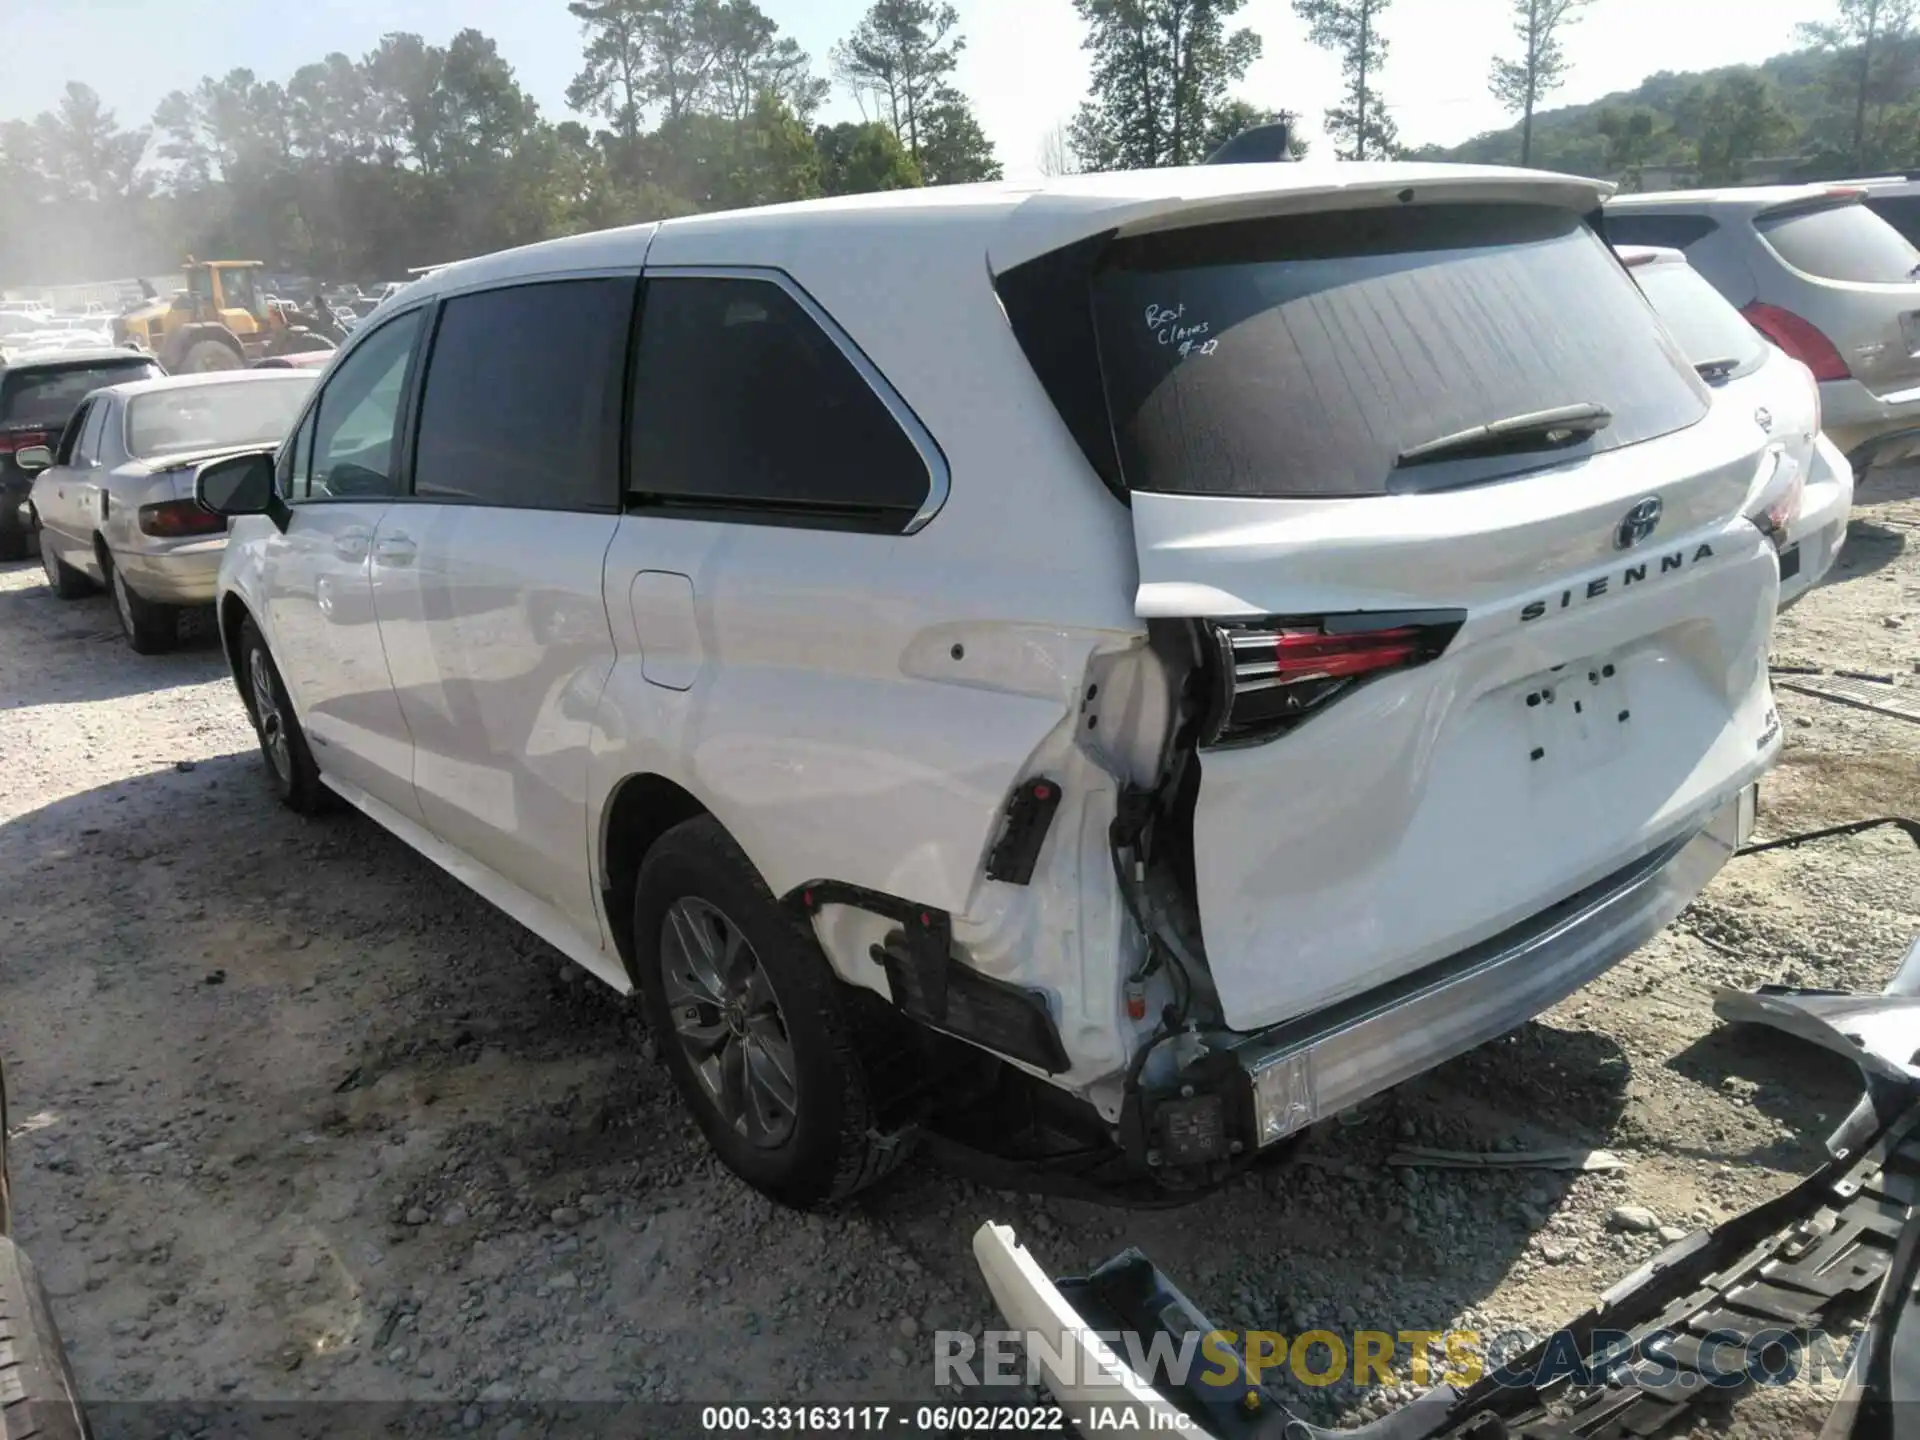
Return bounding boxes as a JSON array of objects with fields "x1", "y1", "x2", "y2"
[
  {"x1": 1202, "y1": 120, "x2": 1295, "y2": 166},
  {"x1": 1757, "y1": 187, "x2": 1866, "y2": 221}
]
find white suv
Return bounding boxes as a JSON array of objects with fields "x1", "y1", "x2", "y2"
[{"x1": 196, "y1": 165, "x2": 1780, "y2": 1207}]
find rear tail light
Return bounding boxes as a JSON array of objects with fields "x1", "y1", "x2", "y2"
[
  {"x1": 0, "y1": 429, "x2": 54, "y2": 456},
  {"x1": 1742, "y1": 302, "x2": 1850, "y2": 382},
  {"x1": 137, "y1": 499, "x2": 226, "y2": 538},
  {"x1": 1202, "y1": 611, "x2": 1465, "y2": 747}
]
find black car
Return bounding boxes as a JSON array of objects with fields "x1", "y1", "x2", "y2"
[{"x1": 0, "y1": 348, "x2": 163, "y2": 560}]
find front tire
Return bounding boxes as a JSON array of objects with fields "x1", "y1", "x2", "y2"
[
  {"x1": 236, "y1": 617, "x2": 330, "y2": 813},
  {"x1": 632, "y1": 816, "x2": 907, "y2": 1208},
  {"x1": 105, "y1": 554, "x2": 176, "y2": 654},
  {"x1": 179, "y1": 338, "x2": 242, "y2": 373}
]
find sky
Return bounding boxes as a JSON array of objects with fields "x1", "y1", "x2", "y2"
[{"x1": 8, "y1": 0, "x2": 1823, "y2": 180}]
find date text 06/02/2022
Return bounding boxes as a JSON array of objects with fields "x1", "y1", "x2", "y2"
[{"x1": 699, "y1": 1403, "x2": 1180, "y2": 1433}]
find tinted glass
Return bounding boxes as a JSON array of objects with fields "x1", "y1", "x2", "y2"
[
  {"x1": 1756, "y1": 201, "x2": 1920, "y2": 284},
  {"x1": 1602, "y1": 213, "x2": 1719, "y2": 250},
  {"x1": 1865, "y1": 194, "x2": 1920, "y2": 246},
  {"x1": 1631, "y1": 260, "x2": 1767, "y2": 381},
  {"x1": 306, "y1": 312, "x2": 421, "y2": 500},
  {"x1": 1094, "y1": 204, "x2": 1708, "y2": 498},
  {"x1": 0, "y1": 360, "x2": 160, "y2": 428},
  {"x1": 127, "y1": 375, "x2": 316, "y2": 459},
  {"x1": 413, "y1": 278, "x2": 631, "y2": 511},
  {"x1": 630, "y1": 276, "x2": 931, "y2": 528},
  {"x1": 53, "y1": 400, "x2": 91, "y2": 464}
]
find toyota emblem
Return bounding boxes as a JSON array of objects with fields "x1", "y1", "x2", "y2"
[
  {"x1": 1615, "y1": 496, "x2": 1663, "y2": 550},
  {"x1": 1755, "y1": 407, "x2": 1774, "y2": 433}
]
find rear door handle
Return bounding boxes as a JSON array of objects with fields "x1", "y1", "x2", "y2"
[{"x1": 374, "y1": 533, "x2": 417, "y2": 566}]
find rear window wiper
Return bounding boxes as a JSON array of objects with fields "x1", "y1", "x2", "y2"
[
  {"x1": 1693, "y1": 356, "x2": 1742, "y2": 383},
  {"x1": 1395, "y1": 402, "x2": 1614, "y2": 469}
]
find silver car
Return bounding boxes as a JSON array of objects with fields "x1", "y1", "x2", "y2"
[
  {"x1": 1606, "y1": 184, "x2": 1920, "y2": 476},
  {"x1": 1619, "y1": 244, "x2": 1853, "y2": 610},
  {"x1": 21, "y1": 370, "x2": 316, "y2": 652}
]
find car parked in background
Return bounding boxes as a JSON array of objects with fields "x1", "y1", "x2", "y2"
[
  {"x1": 1606, "y1": 184, "x2": 1920, "y2": 477},
  {"x1": 1619, "y1": 244, "x2": 1852, "y2": 609},
  {"x1": 21, "y1": 370, "x2": 315, "y2": 652},
  {"x1": 197, "y1": 165, "x2": 1779, "y2": 1208},
  {"x1": 0, "y1": 348, "x2": 164, "y2": 560}
]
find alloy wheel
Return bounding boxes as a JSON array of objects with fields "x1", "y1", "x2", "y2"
[
  {"x1": 248, "y1": 647, "x2": 291, "y2": 782},
  {"x1": 658, "y1": 896, "x2": 798, "y2": 1148}
]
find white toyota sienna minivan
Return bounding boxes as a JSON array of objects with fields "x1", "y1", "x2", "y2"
[{"x1": 196, "y1": 163, "x2": 1782, "y2": 1207}]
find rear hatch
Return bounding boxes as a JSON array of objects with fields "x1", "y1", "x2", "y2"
[
  {"x1": 1750, "y1": 192, "x2": 1920, "y2": 399},
  {"x1": 1001, "y1": 185, "x2": 1782, "y2": 1032},
  {"x1": 0, "y1": 355, "x2": 162, "y2": 483}
]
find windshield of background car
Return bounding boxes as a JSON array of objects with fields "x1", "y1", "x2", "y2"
[
  {"x1": 1755, "y1": 199, "x2": 1920, "y2": 284},
  {"x1": 126, "y1": 376, "x2": 316, "y2": 458},
  {"x1": 0, "y1": 361, "x2": 161, "y2": 428},
  {"x1": 1632, "y1": 260, "x2": 1769, "y2": 380},
  {"x1": 1093, "y1": 202, "x2": 1708, "y2": 498}
]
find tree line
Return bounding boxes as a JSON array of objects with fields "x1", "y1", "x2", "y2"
[
  {"x1": 0, "y1": 0, "x2": 1914, "y2": 287},
  {"x1": 0, "y1": 0, "x2": 999, "y2": 286}
]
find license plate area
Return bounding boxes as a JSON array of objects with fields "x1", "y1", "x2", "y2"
[{"x1": 1521, "y1": 655, "x2": 1634, "y2": 780}]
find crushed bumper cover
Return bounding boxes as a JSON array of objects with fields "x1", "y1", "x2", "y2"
[
  {"x1": 979, "y1": 927, "x2": 1920, "y2": 1440},
  {"x1": 1234, "y1": 791, "x2": 1752, "y2": 1151}
]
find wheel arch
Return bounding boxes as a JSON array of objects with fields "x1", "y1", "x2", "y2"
[
  {"x1": 599, "y1": 772, "x2": 711, "y2": 974},
  {"x1": 217, "y1": 591, "x2": 255, "y2": 708}
]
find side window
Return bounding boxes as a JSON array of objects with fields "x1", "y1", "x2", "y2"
[
  {"x1": 412, "y1": 277, "x2": 633, "y2": 511},
  {"x1": 278, "y1": 409, "x2": 315, "y2": 499},
  {"x1": 306, "y1": 311, "x2": 422, "y2": 501},
  {"x1": 54, "y1": 400, "x2": 91, "y2": 465},
  {"x1": 629, "y1": 274, "x2": 936, "y2": 532},
  {"x1": 77, "y1": 400, "x2": 110, "y2": 464},
  {"x1": 1604, "y1": 213, "x2": 1718, "y2": 251}
]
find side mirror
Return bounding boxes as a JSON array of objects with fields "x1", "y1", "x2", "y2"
[
  {"x1": 195, "y1": 451, "x2": 277, "y2": 517},
  {"x1": 13, "y1": 445, "x2": 52, "y2": 474}
]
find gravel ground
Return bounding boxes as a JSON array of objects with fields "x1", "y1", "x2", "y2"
[{"x1": 1, "y1": 468, "x2": 1917, "y2": 1438}]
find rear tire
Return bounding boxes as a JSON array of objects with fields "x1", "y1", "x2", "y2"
[
  {"x1": 632, "y1": 816, "x2": 908, "y2": 1209},
  {"x1": 38, "y1": 530, "x2": 91, "y2": 599},
  {"x1": 236, "y1": 617, "x2": 330, "y2": 814},
  {"x1": 179, "y1": 338, "x2": 241, "y2": 373},
  {"x1": 104, "y1": 554, "x2": 175, "y2": 654}
]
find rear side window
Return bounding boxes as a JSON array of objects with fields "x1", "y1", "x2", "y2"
[
  {"x1": 1631, "y1": 260, "x2": 1767, "y2": 382},
  {"x1": 1603, "y1": 213, "x2": 1719, "y2": 250},
  {"x1": 53, "y1": 399, "x2": 92, "y2": 464},
  {"x1": 0, "y1": 361, "x2": 158, "y2": 428},
  {"x1": 1093, "y1": 203, "x2": 1708, "y2": 498},
  {"x1": 1755, "y1": 200, "x2": 1920, "y2": 284},
  {"x1": 413, "y1": 278, "x2": 634, "y2": 511},
  {"x1": 1865, "y1": 194, "x2": 1920, "y2": 246},
  {"x1": 629, "y1": 274, "x2": 935, "y2": 532}
]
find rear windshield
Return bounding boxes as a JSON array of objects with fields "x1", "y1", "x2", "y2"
[
  {"x1": 1755, "y1": 200, "x2": 1920, "y2": 284},
  {"x1": 127, "y1": 377, "x2": 315, "y2": 459},
  {"x1": 1094, "y1": 203, "x2": 1708, "y2": 498},
  {"x1": 0, "y1": 360, "x2": 160, "y2": 428},
  {"x1": 1631, "y1": 260, "x2": 1768, "y2": 382},
  {"x1": 1864, "y1": 194, "x2": 1920, "y2": 247}
]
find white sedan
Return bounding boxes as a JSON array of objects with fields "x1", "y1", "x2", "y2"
[{"x1": 21, "y1": 370, "x2": 315, "y2": 652}]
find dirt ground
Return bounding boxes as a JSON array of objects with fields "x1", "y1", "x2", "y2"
[{"x1": 2, "y1": 469, "x2": 1918, "y2": 1438}]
